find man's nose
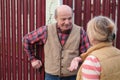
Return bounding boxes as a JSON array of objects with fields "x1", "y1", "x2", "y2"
[{"x1": 65, "y1": 19, "x2": 70, "y2": 24}]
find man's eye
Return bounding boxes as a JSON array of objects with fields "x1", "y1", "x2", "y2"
[
  {"x1": 62, "y1": 19, "x2": 66, "y2": 21},
  {"x1": 68, "y1": 17, "x2": 72, "y2": 20}
]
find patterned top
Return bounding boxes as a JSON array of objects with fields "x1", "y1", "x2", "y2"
[
  {"x1": 81, "y1": 55, "x2": 101, "y2": 80},
  {"x1": 23, "y1": 25, "x2": 90, "y2": 60}
]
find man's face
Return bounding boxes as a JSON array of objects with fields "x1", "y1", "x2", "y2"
[{"x1": 55, "y1": 10, "x2": 73, "y2": 32}]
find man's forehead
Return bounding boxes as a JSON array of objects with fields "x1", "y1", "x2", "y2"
[{"x1": 57, "y1": 5, "x2": 72, "y2": 12}]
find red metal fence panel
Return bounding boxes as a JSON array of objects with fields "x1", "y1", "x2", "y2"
[
  {"x1": 11, "y1": 0, "x2": 17, "y2": 80},
  {"x1": 6, "y1": 0, "x2": 11, "y2": 80},
  {"x1": 93, "y1": 0, "x2": 101, "y2": 16},
  {"x1": 17, "y1": 0, "x2": 22, "y2": 80},
  {"x1": 0, "y1": 0, "x2": 45, "y2": 80},
  {"x1": 116, "y1": 0, "x2": 120, "y2": 49},
  {"x1": 110, "y1": 0, "x2": 116, "y2": 21},
  {"x1": 63, "y1": 0, "x2": 73, "y2": 8},
  {"x1": 29, "y1": 0, "x2": 35, "y2": 80},
  {"x1": 74, "y1": 0, "x2": 82, "y2": 26},
  {"x1": 1, "y1": 0, "x2": 6, "y2": 80},
  {"x1": 83, "y1": 0, "x2": 91, "y2": 30},
  {"x1": 0, "y1": 0, "x2": 120, "y2": 80},
  {"x1": 102, "y1": 0, "x2": 111, "y2": 17},
  {"x1": 23, "y1": 0, "x2": 28, "y2": 80}
]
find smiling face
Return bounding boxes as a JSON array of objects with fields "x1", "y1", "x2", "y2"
[{"x1": 55, "y1": 5, "x2": 73, "y2": 32}]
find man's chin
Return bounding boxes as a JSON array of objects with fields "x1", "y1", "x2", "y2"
[{"x1": 61, "y1": 28, "x2": 71, "y2": 33}]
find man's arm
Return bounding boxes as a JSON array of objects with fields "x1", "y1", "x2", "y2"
[
  {"x1": 80, "y1": 27, "x2": 90, "y2": 54},
  {"x1": 23, "y1": 26, "x2": 47, "y2": 69}
]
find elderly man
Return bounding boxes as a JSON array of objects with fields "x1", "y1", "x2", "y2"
[{"x1": 23, "y1": 5, "x2": 90, "y2": 80}]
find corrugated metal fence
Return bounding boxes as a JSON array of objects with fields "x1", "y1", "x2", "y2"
[
  {"x1": 0, "y1": 0, "x2": 120, "y2": 80},
  {"x1": 0, "y1": 0, "x2": 45, "y2": 80}
]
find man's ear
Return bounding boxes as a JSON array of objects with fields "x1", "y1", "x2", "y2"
[{"x1": 54, "y1": 15, "x2": 57, "y2": 20}]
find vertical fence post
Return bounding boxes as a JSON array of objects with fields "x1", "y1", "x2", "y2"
[
  {"x1": 102, "y1": 0, "x2": 110, "y2": 17},
  {"x1": 1, "y1": 0, "x2": 6, "y2": 79},
  {"x1": 116, "y1": 0, "x2": 120, "y2": 49},
  {"x1": 0, "y1": 0, "x2": 1, "y2": 79},
  {"x1": 93, "y1": 0, "x2": 101, "y2": 16},
  {"x1": 17, "y1": 0, "x2": 22, "y2": 80},
  {"x1": 6, "y1": 0, "x2": 11, "y2": 79},
  {"x1": 74, "y1": 0, "x2": 82, "y2": 26},
  {"x1": 11, "y1": 0, "x2": 17, "y2": 80},
  {"x1": 83, "y1": 0, "x2": 91, "y2": 30},
  {"x1": 29, "y1": 0, "x2": 35, "y2": 79}
]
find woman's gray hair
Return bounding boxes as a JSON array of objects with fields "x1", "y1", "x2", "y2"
[{"x1": 87, "y1": 16, "x2": 116, "y2": 42}]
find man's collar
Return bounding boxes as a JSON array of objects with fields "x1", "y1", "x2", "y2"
[{"x1": 57, "y1": 28, "x2": 71, "y2": 34}]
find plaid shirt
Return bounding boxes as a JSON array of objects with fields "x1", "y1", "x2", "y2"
[{"x1": 23, "y1": 25, "x2": 90, "y2": 60}]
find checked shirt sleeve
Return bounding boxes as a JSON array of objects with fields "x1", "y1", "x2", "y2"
[
  {"x1": 23, "y1": 26, "x2": 47, "y2": 60},
  {"x1": 80, "y1": 28, "x2": 90, "y2": 54}
]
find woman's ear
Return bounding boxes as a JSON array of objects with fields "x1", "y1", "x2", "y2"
[{"x1": 89, "y1": 36, "x2": 97, "y2": 46}]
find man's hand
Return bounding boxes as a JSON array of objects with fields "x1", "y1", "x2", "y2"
[
  {"x1": 31, "y1": 59, "x2": 42, "y2": 69},
  {"x1": 67, "y1": 57, "x2": 82, "y2": 72}
]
